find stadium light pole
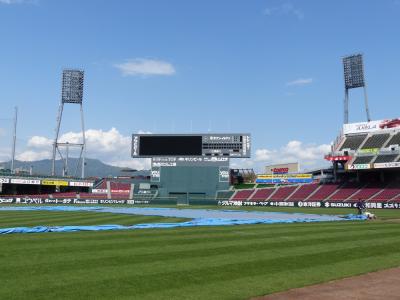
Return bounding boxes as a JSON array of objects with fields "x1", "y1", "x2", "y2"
[
  {"x1": 10, "y1": 106, "x2": 18, "y2": 174},
  {"x1": 52, "y1": 69, "x2": 86, "y2": 178},
  {"x1": 342, "y1": 53, "x2": 371, "y2": 124}
]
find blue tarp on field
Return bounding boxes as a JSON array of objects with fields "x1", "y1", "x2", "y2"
[{"x1": 0, "y1": 206, "x2": 367, "y2": 235}]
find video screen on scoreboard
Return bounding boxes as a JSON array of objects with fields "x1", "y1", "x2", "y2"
[{"x1": 139, "y1": 136, "x2": 202, "y2": 156}]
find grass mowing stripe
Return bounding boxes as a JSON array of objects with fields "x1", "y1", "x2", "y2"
[
  {"x1": 3, "y1": 225, "x2": 398, "y2": 269},
  {"x1": 2, "y1": 228, "x2": 399, "y2": 280},
  {"x1": 9, "y1": 239, "x2": 400, "y2": 300},
  {"x1": 149, "y1": 253, "x2": 400, "y2": 300},
  {"x1": 5, "y1": 221, "x2": 400, "y2": 253},
  {"x1": 2, "y1": 222, "x2": 398, "y2": 253},
  {"x1": 0, "y1": 212, "x2": 187, "y2": 227}
]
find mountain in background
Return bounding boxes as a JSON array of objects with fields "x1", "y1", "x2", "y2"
[{"x1": 0, "y1": 158, "x2": 148, "y2": 178}]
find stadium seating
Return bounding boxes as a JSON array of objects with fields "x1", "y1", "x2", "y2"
[
  {"x1": 340, "y1": 134, "x2": 367, "y2": 150},
  {"x1": 328, "y1": 182, "x2": 364, "y2": 201},
  {"x1": 287, "y1": 183, "x2": 319, "y2": 201},
  {"x1": 348, "y1": 182, "x2": 385, "y2": 201},
  {"x1": 386, "y1": 132, "x2": 400, "y2": 146},
  {"x1": 370, "y1": 182, "x2": 400, "y2": 202},
  {"x1": 361, "y1": 133, "x2": 390, "y2": 149},
  {"x1": 352, "y1": 156, "x2": 374, "y2": 164},
  {"x1": 232, "y1": 189, "x2": 255, "y2": 200},
  {"x1": 269, "y1": 186, "x2": 297, "y2": 201},
  {"x1": 307, "y1": 184, "x2": 339, "y2": 201},
  {"x1": 250, "y1": 188, "x2": 276, "y2": 201},
  {"x1": 374, "y1": 154, "x2": 398, "y2": 163}
]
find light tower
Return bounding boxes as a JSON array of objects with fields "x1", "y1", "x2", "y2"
[
  {"x1": 342, "y1": 53, "x2": 371, "y2": 124},
  {"x1": 51, "y1": 69, "x2": 86, "y2": 178}
]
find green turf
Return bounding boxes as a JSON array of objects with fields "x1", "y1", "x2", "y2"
[{"x1": 0, "y1": 207, "x2": 400, "y2": 300}]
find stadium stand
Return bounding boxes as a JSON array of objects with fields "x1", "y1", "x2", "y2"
[
  {"x1": 348, "y1": 182, "x2": 385, "y2": 201},
  {"x1": 369, "y1": 182, "x2": 400, "y2": 202},
  {"x1": 328, "y1": 182, "x2": 364, "y2": 201},
  {"x1": 352, "y1": 156, "x2": 374, "y2": 164},
  {"x1": 307, "y1": 184, "x2": 339, "y2": 201},
  {"x1": 340, "y1": 134, "x2": 367, "y2": 150},
  {"x1": 374, "y1": 154, "x2": 398, "y2": 163},
  {"x1": 386, "y1": 132, "x2": 400, "y2": 146},
  {"x1": 361, "y1": 133, "x2": 390, "y2": 149},
  {"x1": 269, "y1": 186, "x2": 297, "y2": 201},
  {"x1": 287, "y1": 183, "x2": 319, "y2": 201},
  {"x1": 232, "y1": 189, "x2": 255, "y2": 200},
  {"x1": 250, "y1": 188, "x2": 276, "y2": 201}
]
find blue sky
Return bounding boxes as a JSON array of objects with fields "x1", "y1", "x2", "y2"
[{"x1": 0, "y1": 0, "x2": 399, "y2": 171}]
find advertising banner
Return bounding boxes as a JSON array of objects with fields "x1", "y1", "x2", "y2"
[
  {"x1": 0, "y1": 178, "x2": 10, "y2": 184},
  {"x1": 0, "y1": 197, "x2": 136, "y2": 205},
  {"x1": 347, "y1": 164, "x2": 371, "y2": 170},
  {"x1": 358, "y1": 148, "x2": 379, "y2": 155},
  {"x1": 219, "y1": 166, "x2": 230, "y2": 182},
  {"x1": 92, "y1": 189, "x2": 108, "y2": 194},
  {"x1": 218, "y1": 200, "x2": 399, "y2": 209},
  {"x1": 256, "y1": 174, "x2": 313, "y2": 184},
  {"x1": 69, "y1": 181, "x2": 94, "y2": 187},
  {"x1": 10, "y1": 178, "x2": 41, "y2": 185},
  {"x1": 264, "y1": 163, "x2": 299, "y2": 174},
  {"x1": 374, "y1": 162, "x2": 400, "y2": 169},
  {"x1": 343, "y1": 118, "x2": 400, "y2": 135},
  {"x1": 42, "y1": 180, "x2": 69, "y2": 186}
]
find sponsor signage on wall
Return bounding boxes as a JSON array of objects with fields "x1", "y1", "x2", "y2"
[
  {"x1": 347, "y1": 164, "x2": 371, "y2": 170},
  {"x1": 343, "y1": 118, "x2": 400, "y2": 135},
  {"x1": 264, "y1": 163, "x2": 299, "y2": 174},
  {"x1": 0, "y1": 178, "x2": 10, "y2": 184},
  {"x1": 10, "y1": 178, "x2": 41, "y2": 185},
  {"x1": 256, "y1": 174, "x2": 313, "y2": 184},
  {"x1": 42, "y1": 180, "x2": 69, "y2": 186},
  {"x1": 69, "y1": 181, "x2": 94, "y2": 187},
  {"x1": 374, "y1": 162, "x2": 400, "y2": 169},
  {"x1": 92, "y1": 189, "x2": 108, "y2": 194},
  {"x1": 219, "y1": 166, "x2": 230, "y2": 182},
  {"x1": 151, "y1": 156, "x2": 229, "y2": 167},
  {"x1": 151, "y1": 166, "x2": 161, "y2": 182},
  {"x1": 218, "y1": 200, "x2": 399, "y2": 209},
  {"x1": 358, "y1": 148, "x2": 379, "y2": 155}
]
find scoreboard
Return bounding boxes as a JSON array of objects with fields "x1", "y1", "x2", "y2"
[{"x1": 131, "y1": 134, "x2": 251, "y2": 158}]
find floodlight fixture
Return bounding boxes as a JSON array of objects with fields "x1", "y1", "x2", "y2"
[
  {"x1": 61, "y1": 69, "x2": 84, "y2": 104},
  {"x1": 343, "y1": 54, "x2": 365, "y2": 89}
]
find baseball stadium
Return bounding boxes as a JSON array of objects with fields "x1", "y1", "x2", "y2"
[
  {"x1": 0, "y1": 53, "x2": 400, "y2": 300},
  {"x1": 1, "y1": 2, "x2": 400, "y2": 299}
]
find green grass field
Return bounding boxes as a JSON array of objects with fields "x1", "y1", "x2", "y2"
[{"x1": 0, "y1": 206, "x2": 400, "y2": 300}]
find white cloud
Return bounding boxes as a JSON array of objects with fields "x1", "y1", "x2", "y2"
[
  {"x1": 231, "y1": 140, "x2": 331, "y2": 173},
  {"x1": 16, "y1": 150, "x2": 51, "y2": 161},
  {"x1": 264, "y1": 3, "x2": 304, "y2": 20},
  {"x1": 27, "y1": 136, "x2": 52, "y2": 148},
  {"x1": 114, "y1": 58, "x2": 176, "y2": 76},
  {"x1": 286, "y1": 78, "x2": 313, "y2": 86},
  {"x1": 13, "y1": 128, "x2": 151, "y2": 170}
]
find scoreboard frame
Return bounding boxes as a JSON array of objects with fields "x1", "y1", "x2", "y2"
[{"x1": 131, "y1": 133, "x2": 251, "y2": 158}]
